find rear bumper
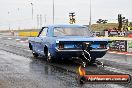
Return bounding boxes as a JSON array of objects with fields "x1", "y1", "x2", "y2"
[
  {"x1": 55, "y1": 48, "x2": 108, "y2": 52},
  {"x1": 55, "y1": 48, "x2": 108, "y2": 59}
]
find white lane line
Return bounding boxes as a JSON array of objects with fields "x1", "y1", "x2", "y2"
[
  {"x1": 117, "y1": 53, "x2": 125, "y2": 55},
  {"x1": 125, "y1": 54, "x2": 132, "y2": 55},
  {"x1": 16, "y1": 39, "x2": 21, "y2": 41},
  {"x1": 20, "y1": 41, "x2": 25, "y2": 43},
  {"x1": 108, "y1": 51, "x2": 132, "y2": 55},
  {"x1": 108, "y1": 51, "x2": 117, "y2": 53},
  {"x1": 7, "y1": 38, "x2": 12, "y2": 40},
  {"x1": 19, "y1": 40, "x2": 28, "y2": 43},
  {"x1": 104, "y1": 66, "x2": 132, "y2": 75}
]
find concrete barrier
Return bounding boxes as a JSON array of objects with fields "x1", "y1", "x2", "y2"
[
  {"x1": 106, "y1": 37, "x2": 132, "y2": 40},
  {"x1": 98, "y1": 37, "x2": 132, "y2": 40},
  {"x1": 18, "y1": 32, "x2": 38, "y2": 37}
]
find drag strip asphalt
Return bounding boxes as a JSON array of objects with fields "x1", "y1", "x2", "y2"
[{"x1": 0, "y1": 35, "x2": 131, "y2": 88}]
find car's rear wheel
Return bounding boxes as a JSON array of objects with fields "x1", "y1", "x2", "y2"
[
  {"x1": 32, "y1": 51, "x2": 39, "y2": 57},
  {"x1": 44, "y1": 47, "x2": 53, "y2": 62},
  {"x1": 47, "y1": 52, "x2": 52, "y2": 62}
]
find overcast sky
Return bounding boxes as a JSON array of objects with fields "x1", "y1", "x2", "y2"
[{"x1": 0, "y1": 0, "x2": 132, "y2": 30}]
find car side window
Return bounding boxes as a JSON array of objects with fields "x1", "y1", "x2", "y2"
[{"x1": 39, "y1": 27, "x2": 48, "y2": 37}]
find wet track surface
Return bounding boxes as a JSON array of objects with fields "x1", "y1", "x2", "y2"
[{"x1": 0, "y1": 34, "x2": 131, "y2": 88}]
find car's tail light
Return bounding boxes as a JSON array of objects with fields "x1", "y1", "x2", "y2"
[{"x1": 58, "y1": 43, "x2": 64, "y2": 49}]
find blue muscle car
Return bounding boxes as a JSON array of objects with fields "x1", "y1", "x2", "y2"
[{"x1": 28, "y1": 24, "x2": 110, "y2": 66}]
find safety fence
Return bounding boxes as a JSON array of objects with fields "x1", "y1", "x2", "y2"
[{"x1": 107, "y1": 37, "x2": 132, "y2": 52}]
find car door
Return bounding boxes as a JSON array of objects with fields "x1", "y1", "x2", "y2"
[
  {"x1": 38, "y1": 27, "x2": 48, "y2": 55},
  {"x1": 31, "y1": 28, "x2": 43, "y2": 54}
]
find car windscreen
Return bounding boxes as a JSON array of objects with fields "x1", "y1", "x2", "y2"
[{"x1": 54, "y1": 27, "x2": 93, "y2": 37}]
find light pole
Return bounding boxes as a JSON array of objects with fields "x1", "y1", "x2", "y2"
[
  {"x1": 8, "y1": 11, "x2": 10, "y2": 30},
  {"x1": 30, "y1": 2, "x2": 34, "y2": 29},
  {"x1": 18, "y1": 8, "x2": 20, "y2": 30},
  {"x1": 53, "y1": 0, "x2": 54, "y2": 24},
  {"x1": 40, "y1": 14, "x2": 42, "y2": 27},
  {"x1": 31, "y1": 3, "x2": 34, "y2": 20},
  {"x1": 89, "y1": 0, "x2": 91, "y2": 29},
  {"x1": 44, "y1": 14, "x2": 47, "y2": 25}
]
